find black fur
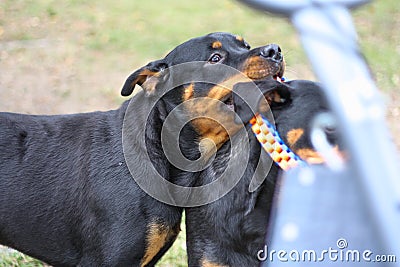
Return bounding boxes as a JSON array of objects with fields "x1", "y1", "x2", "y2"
[{"x1": 0, "y1": 100, "x2": 181, "y2": 266}]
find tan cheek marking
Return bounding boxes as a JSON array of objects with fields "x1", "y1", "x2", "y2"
[
  {"x1": 295, "y1": 145, "x2": 346, "y2": 165},
  {"x1": 206, "y1": 73, "x2": 251, "y2": 99},
  {"x1": 241, "y1": 56, "x2": 273, "y2": 79},
  {"x1": 140, "y1": 222, "x2": 180, "y2": 267},
  {"x1": 201, "y1": 258, "x2": 228, "y2": 267},
  {"x1": 295, "y1": 148, "x2": 325, "y2": 164},
  {"x1": 286, "y1": 128, "x2": 304, "y2": 147},
  {"x1": 183, "y1": 74, "x2": 251, "y2": 155},
  {"x1": 212, "y1": 41, "x2": 222, "y2": 49},
  {"x1": 206, "y1": 85, "x2": 230, "y2": 101},
  {"x1": 190, "y1": 114, "x2": 232, "y2": 152}
]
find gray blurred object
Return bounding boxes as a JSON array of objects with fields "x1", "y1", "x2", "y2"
[
  {"x1": 265, "y1": 165, "x2": 390, "y2": 266},
  {"x1": 237, "y1": 0, "x2": 400, "y2": 265}
]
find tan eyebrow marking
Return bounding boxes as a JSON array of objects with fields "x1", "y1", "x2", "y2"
[
  {"x1": 236, "y1": 35, "x2": 244, "y2": 42},
  {"x1": 212, "y1": 41, "x2": 222, "y2": 49}
]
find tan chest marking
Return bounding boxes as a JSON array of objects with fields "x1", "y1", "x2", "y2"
[
  {"x1": 201, "y1": 258, "x2": 228, "y2": 267},
  {"x1": 140, "y1": 222, "x2": 180, "y2": 267}
]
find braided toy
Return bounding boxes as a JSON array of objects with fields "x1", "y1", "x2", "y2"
[{"x1": 250, "y1": 113, "x2": 305, "y2": 171}]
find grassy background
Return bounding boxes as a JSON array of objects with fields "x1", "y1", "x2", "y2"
[{"x1": 0, "y1": 0, "x2": 399, "y2": 266}]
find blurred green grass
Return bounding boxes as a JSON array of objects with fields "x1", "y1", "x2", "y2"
[
  {"x1": 2, "y1": 0, "x2": 398, "y2": 90},
  {"x1": 0, "y1": 250, "x2": 44, "y2": 267},
  {"x1": 0, "y1": 0, "x2": 399, "y2": 266}
]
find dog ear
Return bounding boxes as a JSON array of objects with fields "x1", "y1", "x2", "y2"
[
  {"x1": 121, "y1": 60, "x2": 168, "y2": 96},
  {"x1": 233, "y1": 79, "x2": 291, "y2": 123}
]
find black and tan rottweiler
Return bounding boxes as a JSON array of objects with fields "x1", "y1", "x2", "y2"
[
  {"x1": 185, "y1": 79, "x2": 341, "y2": 267},
  {"x1": 0, "y1": 32, "x2": 285, "y2": 266}
]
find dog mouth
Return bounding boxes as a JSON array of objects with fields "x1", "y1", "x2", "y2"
[
  {"x1": 222, "y1": 70, "x2": 284, "y2": 112},
  {"x1": 245, "y1": 68, "x2": 283, "y2": 80},
  {"x1": 221, "y1": 57, "x2": 285, "y2": 112},
  {"x1": 223, "y1": 79, "x2": 286, "y2": 113},
  {"x1": 270, "y1": 65, "x2": 285, "y2": 82},
  {"x1": 273, "y1": 74, "x2": 284, "y2": 82}
]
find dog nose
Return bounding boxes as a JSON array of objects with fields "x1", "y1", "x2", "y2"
[{"x1": 260, "y1": 44, "x2": 282, "y2": 62}]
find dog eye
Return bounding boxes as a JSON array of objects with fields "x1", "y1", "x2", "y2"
[
  {"x1": 209, "y1": 54, "x2": 222, "y2": 63},
  {"x1": 323, "y1": 124, "x2": 336, "y2": 135},
  {"x1": 244, "y1": 42, "x2": 251, "y2": 50}
]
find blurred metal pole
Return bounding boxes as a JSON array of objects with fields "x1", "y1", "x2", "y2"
[{"x1": 239, "y1": 0, "x2": 400, "y2": 261}]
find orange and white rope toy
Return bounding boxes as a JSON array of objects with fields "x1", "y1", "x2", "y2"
[{"x1": 250, "y1": 113, "x2": 305, "y2": 171}]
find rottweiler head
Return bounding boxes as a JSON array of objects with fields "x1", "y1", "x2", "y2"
[
  {"x1": 233, "y1": 79, "x2": 343, "y2": 165},
  {"x1": 121, "y1": 32, "x2": 287, "y2": 154}
]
